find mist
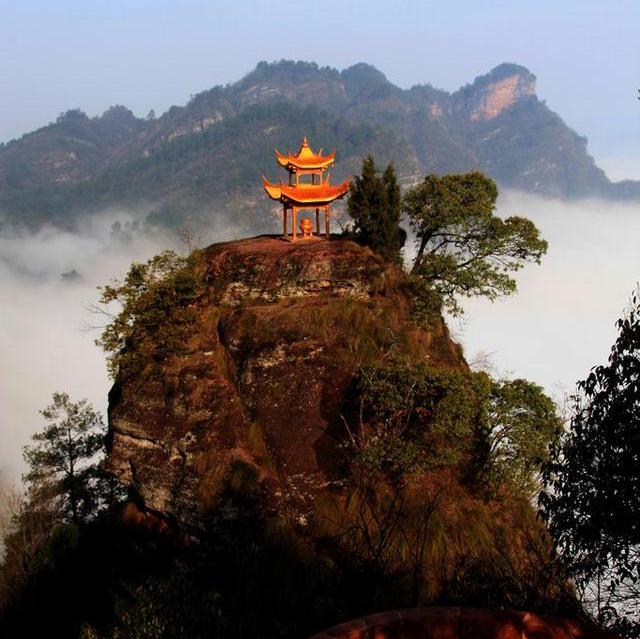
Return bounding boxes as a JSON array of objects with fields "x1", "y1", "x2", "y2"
[
  {"x1": 455, "y1": 190, "x2": 640, "y2": 400},
  {"x1": 1, "y1": 193, "x2": 639, "y2": 483},
  {"x1": 0, "y1": 212, "x2": 242, "y2": 481}
]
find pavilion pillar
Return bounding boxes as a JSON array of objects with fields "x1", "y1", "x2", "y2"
[
  {"x1": 325, "y1": 206, "x2": 330, "y2": 238},
  {"x1": 315, "y1": 208, "x2": 320, "y2": 235},
  {"x1": 292, "y1": 206, "x2": 298, "y2": 241},
  {"x1": 283, "y1": 205, "x2": 288, "y2": 238}
]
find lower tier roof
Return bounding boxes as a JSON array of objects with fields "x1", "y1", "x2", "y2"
[{"x1": 263, "y1": 178, "x2": 350, "y2": 206}]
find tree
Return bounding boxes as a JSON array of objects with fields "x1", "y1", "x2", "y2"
[
  {"x1": 23, "y1": 393, "x2": 111, "y2": 523},
  {"x1": 348, "y1": 156, "x2": 406, "y2": 262},
  {"x1": 404, "y1": 171, "x2": 547, "y2": 315},
  {"x1": 349, "y1": 363, "x2": 561, "y2": 492},
  {"x1": 479, "y1": 378, "x2": 562, "y2": 493},
  {"x1": 0, "y1": 472, "x2": 22, "y2": 555},
  {"x1": 95, "y1": 249, "x2": 203, "y2": 379},
  {"x1": 540, "y1": 290, "x2": 640, "y2": 636}
]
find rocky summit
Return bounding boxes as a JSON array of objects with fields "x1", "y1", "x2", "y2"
[{"x1": 107, "y1": 235, "x2": 464, "y2": 522}]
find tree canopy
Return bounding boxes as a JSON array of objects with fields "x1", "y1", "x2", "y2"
[
  {"x1": 347, "y1": 155, "x2": 406, "y2": 262},
  {"x1": 95, "y1": 250, "x2": 203, "y2": 379},
  {"x1": 404, "y1": 172, "x2": 547, "y2": 315},
  {"x1": 348, "y1": 363, "x2": 561, "y2": 495},
  {"x1": 23, "y1": 393, "x2": 111, "y2": 523},
  {"x1": 480, "y1": 378, "x2": 562, "y2": 493},
  {"x1": 541, "y1": 290, "x2": 640, "y2": 636}
]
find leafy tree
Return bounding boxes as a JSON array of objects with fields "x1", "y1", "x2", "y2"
[
  {"x1": 346, "y1": 363, "x2": 560, "y2": 493},
  {"x1": 23, "y1": 393, "x2": 114, "y2": 523},
  {"x1": 95, "y1": 250, "x2": 203, "y2": 379},
  {"x1": 540, "y1": 290, "x2": 640, "y2": 636},
  {"x1": 404, "y1": 171, "x2": 547, "y2": 315},
  {"x1": 0, "y1": 472, "x2": 21, "y2": 554},
  {"x1": 348, "y1": 156, "x2": 406, "y2": 262},
  {"x1": 478, "y1": 378, "x2": 562, "y2": 493}
]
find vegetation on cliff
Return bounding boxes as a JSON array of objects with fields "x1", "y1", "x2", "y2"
[
  {"x1": 348, "y1": 156, "x2": 406, "y2": 263},
  {"x1": 404, "y1": 171, "x2": 547, "y2": 316},
  {"x1": 95, "y1": 250, "x2": 205, "y2": 379},
  {"x1": 347, "y1": 163, "x2": 547, "y2": 319},
  {"x1": 5, "y1": 166, "x2": 632, "y2": 639}
]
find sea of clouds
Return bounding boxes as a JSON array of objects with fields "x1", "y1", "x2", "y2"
[
  {"x1": 0, "y1": 192, "x2": 639, "y2": 484},
  {"x1": 0, "y1": 211, "x2": 243, "y2": 482},
  {"x1": 456, "y1": 191, "x2": 640, "y2": 400}
]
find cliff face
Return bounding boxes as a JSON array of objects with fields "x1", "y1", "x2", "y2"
[
  {"x1": 107, "y1": 236, "x2": 464, "y2": 521},
  {"x1": 459, "y1": 64, "x2": 537, "y2": 122}
]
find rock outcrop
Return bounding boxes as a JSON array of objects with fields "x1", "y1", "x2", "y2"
[
  {"x1": 107, "y1": 236, "x2": 464, "y2": 522},
  {"x1": 457, "y1": 63, "x2": 537, "y2": 122},
  {"x1": 309, "y1": 607, "x2": 614, "y2": 639}
]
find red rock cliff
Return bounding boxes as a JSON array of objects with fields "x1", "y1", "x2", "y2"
[{"x1": 107, "y1": 236, "x2": 465, "y2": 522}]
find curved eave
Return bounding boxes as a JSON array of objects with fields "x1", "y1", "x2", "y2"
[
  {"x1": 275, "y1": 148, "x2": 336, "y2": 171},
  {"x1": 277, "y1": 179, "x2": 351, "y2": 206},
  {"x1": 262, "y1": 177, "x2": 282, "y2": 201}
]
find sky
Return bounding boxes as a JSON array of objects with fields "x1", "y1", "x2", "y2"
[{"x1": 1, "y1": 0, "x2": 639, "y2": 174}]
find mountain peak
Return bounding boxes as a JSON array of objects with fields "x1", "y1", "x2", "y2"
[
  {"x1": 232, "y1": 60, "x2": 344, "y2": 108},
  {"x1": 342, "y1": 62, "x2": 388, "y2": 84},
  {"x1": 484, "y1": 62, "x2": 536, "y2": 83},
  {"x1": 240, "y1": 59, "x2": 341, "y2": 85},
  {"x1": 456, "y1": 62, "x2": 537, "y2": 122}
]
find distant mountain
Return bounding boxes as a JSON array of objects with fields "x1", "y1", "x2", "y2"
[{"x1": 0, "y1": 60, "x2": 636, "y2": 233}]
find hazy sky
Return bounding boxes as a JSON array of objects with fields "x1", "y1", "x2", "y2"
[{"x1": 1, "y1": 0, "x2": 639, "y2": 172}]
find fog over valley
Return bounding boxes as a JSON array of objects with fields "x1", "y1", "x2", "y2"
[
  {"x1": 457, "y1": 191, "x2": 640, "y2": 398},
  {"x1": 1, "y1": 193, "x2": 639, "y2": 481},
  {"x1": 0, "y1": 213, "x2": 243, "y2": 481}
]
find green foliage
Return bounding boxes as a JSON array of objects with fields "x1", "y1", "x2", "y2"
[
  {"x1": 404, "y1": 171, "x2": 547, "y2": 315},
  {"x1": 352, "y1": 364, "x2": 486, "y2": 478},
  {"x1": 96, "y1": 250, "x2": 204, "y2": 379},
  {"x1": 1, "y1": 59, "x2": 630, "y2": 234},
  {"x1": 348, "y1": 363, "x2": 560, "y2": 493},
  {"x1": 0, "y1": 515, "x2": 175, "y2": 639},
  {"x1": 23, "y1": 392, "x2": 115, "y2": 524},
  {"x1": 541, "y1": 289, "x2": 640, "y2": 637},
  {"x1": 479, "y1": 378, "x2": 562, "y2": 493},
  {"x1": 347, "y1": 156, "x2": 406, "y2": 262},
  {"x1": 0, "y1": 100, "x2": 411, "y2": 232},
  {"x1": 2, "y1": 376, "x2": 565, "y2": 639}
]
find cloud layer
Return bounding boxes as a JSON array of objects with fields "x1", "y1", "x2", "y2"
[
  {"x1": 0, "y1": 213, "x2": 241, "y2": 480},
  {"x1": 454, "y1": 190, "x2": 640, "y2": 400},
  {"x1": 1, "y1": 193, "x2": 639, "y2": 480}
]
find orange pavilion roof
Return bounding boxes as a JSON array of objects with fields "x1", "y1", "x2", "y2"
[
  {"x1": 275, "y1": 137, "x2": 336, "y2": 171},
  {"x1": 263, "y1": 177, "x2": 350, "y2": 206}
]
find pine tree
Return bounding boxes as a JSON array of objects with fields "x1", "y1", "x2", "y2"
[
  {"x1": 348, "y1": 156, "x2": 405, "y2": 262},
  {"x1": 23, "y1": 393, "x2": 119, "y2": 523}
]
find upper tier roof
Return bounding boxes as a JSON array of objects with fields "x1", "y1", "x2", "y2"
[
  {"x1": 275, "y1": 137, "x2": 336, "y2": 171},
  {"x1": 263, "y1": 177, "x2": 350, "y2": 206}
]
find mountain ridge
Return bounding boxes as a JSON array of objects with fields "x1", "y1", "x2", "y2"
[{"x1": 0, "y1": 60, "x2": 634, "y2": 232}]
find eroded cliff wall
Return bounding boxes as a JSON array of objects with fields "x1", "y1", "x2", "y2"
[{"x1": 107, "y1": 236, "x2": 464, "y2": 521}]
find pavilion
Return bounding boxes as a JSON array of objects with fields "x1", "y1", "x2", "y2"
[{"x1": 263, "y1": 137, "x2": 350, "y2": 241}]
